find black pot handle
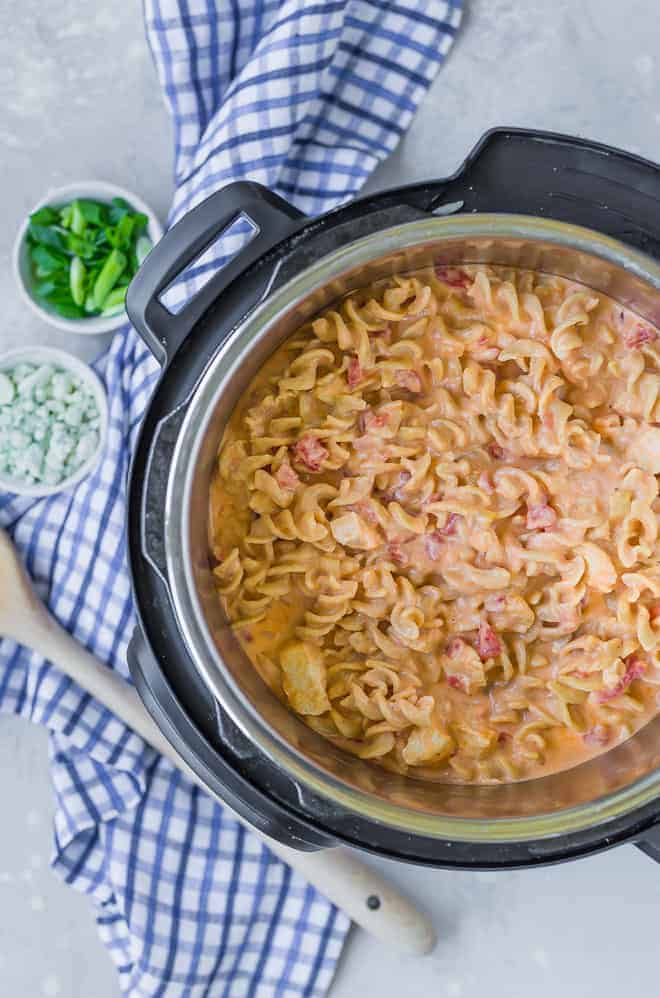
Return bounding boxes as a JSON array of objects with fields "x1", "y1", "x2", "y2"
[
  {"x1": 126, "y1": 181, "x2": 305, "y2": 365},
  {"x1": 403, "y1": 127, "x2": 660, "y2": 258}
]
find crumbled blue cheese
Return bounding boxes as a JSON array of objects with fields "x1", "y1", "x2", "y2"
[
  {"x1": 0, "y1": 363, "x2": 101, "y2": 488},
  {"x1": 0, "y1": 372, "x2": 14, "y2": 405}
]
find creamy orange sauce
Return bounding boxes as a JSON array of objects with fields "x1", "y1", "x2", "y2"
[{"x1": 210, "y1": 264, "x2": 660, "y2": 784}]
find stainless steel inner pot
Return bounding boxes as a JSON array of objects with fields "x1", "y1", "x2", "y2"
[{"x1": 163, "y1": 214, "x2": 660, "y2": 842}]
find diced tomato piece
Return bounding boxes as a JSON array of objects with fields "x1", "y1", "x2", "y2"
[
  {"x1": 359, "y1": 408, "x2": 389, "y2": 434},
  {"x1": 624, "y1": 654, "x2": 647, "y2": 675},
  {"x1": 347, "y1": 357, "x2": 362, "y2": 388},
  {"x1": 624, "y1": 323, "x2": 657, "y2": 349},
  {"x1": 437, "y1": 512, "x2": 459, "y2": 537},
  {"x1": 526, "y1": 502, "x2": 557, "y2": 530},
  {"x1": 596, "y1": 655, "x2": 646, "y2": 703},
  {"x1": 424, "y1": 531, "x2": 444, "y2": 561},
  {"x1": 476, "y1": 620, "x2": 501, "y2": 661},
  {"x1": 275, "y1": 462, "x2": 300, "y2": 490},
  {"x1": 395, "y1": 369, "x2": 422, "y2": 393},
  {"x1": 446, "y1": 637, "x2": 467, "y2": 658},
  {"x1": 292, "y1": 435, "x2": 328, "y2": 472},
  {"x1": 447, "y1": 675, "x2": 468, "y2": 691},
  {"x1": 387, "y1": 541, "x2": 408, "y2": 566},
  {"x1": 435, "y1": 265, "x2": 471, "y2": 289},
  {"x1": 583, "y1": 725, "x2": 610, "y2": 747},
  {"x1": 486, "y1": 442, "x2": 505, "y2": 460}
]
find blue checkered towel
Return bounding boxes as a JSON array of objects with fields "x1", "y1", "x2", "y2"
[{"x1": 0, "y1": 1, "x2": 461, "y2": 993}]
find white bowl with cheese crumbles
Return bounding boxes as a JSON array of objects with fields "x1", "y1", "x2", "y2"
[{"x1": 0, "y1": 346, "x2": 108, "y2": 498}]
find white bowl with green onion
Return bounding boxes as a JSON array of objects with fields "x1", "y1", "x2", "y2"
[
  {"x1": 0, "y1": 346, "x2": 108, "y2": 497},
  {"x1": 13, "y1": 181, "x2": 164, "y2": 335}
]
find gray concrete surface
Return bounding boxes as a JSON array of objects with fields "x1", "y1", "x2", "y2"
[{"x1": 1, "y1": 0, "x2": 659, "y2": 995}]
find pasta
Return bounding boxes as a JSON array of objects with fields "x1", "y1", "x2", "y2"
[{"x1": 209, "y1": 263, "x2": 660, "y2": 784}]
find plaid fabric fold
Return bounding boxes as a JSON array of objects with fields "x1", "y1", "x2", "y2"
[{"x1": 0, "y1": 1, "x2": 461, "y2": 993}]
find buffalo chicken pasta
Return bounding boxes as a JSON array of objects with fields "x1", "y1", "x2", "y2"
[{"x1": 209, "y1": 264, "x2": 660, "y2": 783}]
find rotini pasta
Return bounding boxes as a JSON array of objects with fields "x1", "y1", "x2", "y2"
[{"x1": 209, "y1": 264, "x2": 660, "y2": 784}]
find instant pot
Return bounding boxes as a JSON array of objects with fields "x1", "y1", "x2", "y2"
[{"x1": 126, "y1": 128, "x2": 660, "y2": 866}]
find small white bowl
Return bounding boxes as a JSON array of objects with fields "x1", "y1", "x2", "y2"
[
  {"x1": 0, "y1": 346, "x2": 109, "y2": 498},
  {"x1": 13, "y1": 181, "x2": 164, "y2": 336}
]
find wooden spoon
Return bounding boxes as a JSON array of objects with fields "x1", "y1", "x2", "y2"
[{"x1": 0, "y1": 528, "x2": 435, "y2": 955}]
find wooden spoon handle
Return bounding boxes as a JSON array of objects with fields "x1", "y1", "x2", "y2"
[{"x1": 26, "y1": 613, "x2": 435, "y2": 955}]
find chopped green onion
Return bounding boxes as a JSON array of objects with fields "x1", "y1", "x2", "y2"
[
  {"x1": 114, "y1": 214, "x2": 136, "y2": 248},
  {"x1": 31, "y1": 244, "x2": 68, "y2": 275},
  {"x1": 102, "y1": 284, "x2": 128, "y2": 309},
  {"x1": 65, "y1": 233, "x2": 97, "y2": 259},
  {"x1": 70, "y1": 200, "x2": 86, "y2": 237},
  {"x1": 47, "y1": 302, "x2": 86, "y2": 319},
  {"x1": 92, "y1": 248, "x2": 126, "y2": 309},
  {"x1": 100, "y1": 303, "x2": 127, "y2": 318},
  {"x1": 28, "y1": 223, "x2": 68, "y2": 252},
  {"x1": 136, "y1": 235, "x2": 153, "y2": 265},
  {"x1": 99, "y1": 284, "x2": 129, "y2": 315},
  {"x1": 100, "y1": 284, "x2": 128, "y2": 317},
  {"x1": 77, "y1": 200, "x2": 104, "y2": 225},
  {"x1": 69, "y1": 257, "x2": 86, "y2": 306},
  {"x1": 59, "y1": 205, "x2": 73, "y2": 228},
  {"x1": 30, "y1": 206, "x2": 59, "y2": 226},
  {"x1": 26, "y1": 195, "x2": 153, "y2": 320}
]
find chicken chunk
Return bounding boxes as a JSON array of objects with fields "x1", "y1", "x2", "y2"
[
  {"x1": 280, "y1": 642, "x2": 331, "y2": 716},
  {"x1": 402, "y1": 724, "x2": 455, "y2": 765},
  {"x1": 330, "y1": 511, "x2": 381, "y2": 549}
]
